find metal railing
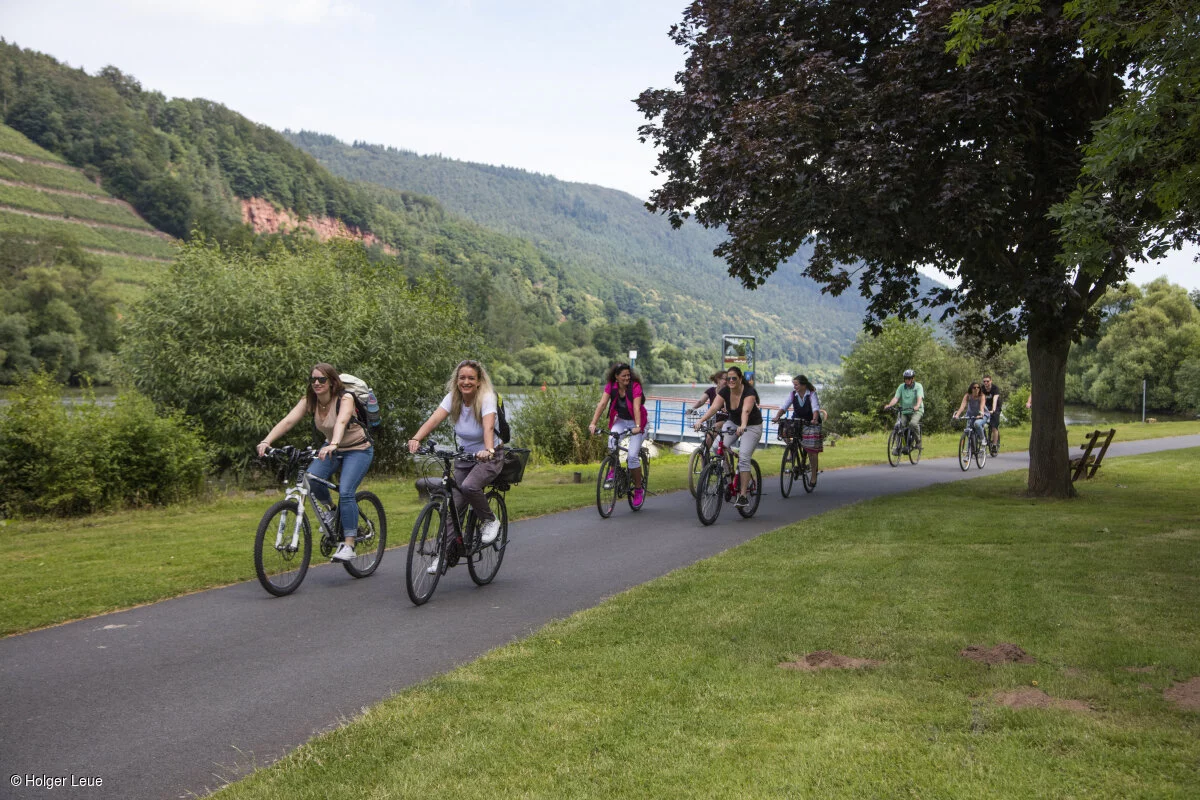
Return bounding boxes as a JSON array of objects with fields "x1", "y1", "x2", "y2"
[{"x1": 643, "y1": 395, "x2": 782, "y2": 447}]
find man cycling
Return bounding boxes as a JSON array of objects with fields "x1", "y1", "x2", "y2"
[
  {"x1": 882, "y1": 369, "x2": 924, "y2": 454},
  {"x1": 981, "y1": 374, "x2": 1002, "y2": 455}
]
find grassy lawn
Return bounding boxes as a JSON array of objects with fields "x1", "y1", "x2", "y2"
[
  {"x1": 210, "y1": 447, "x2": 1200, "y2": 799},
  {"x1": 2, "y1": 419, "x2": 1197, "y2": 637}
]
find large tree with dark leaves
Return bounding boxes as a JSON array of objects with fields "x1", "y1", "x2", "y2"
[{"x1": 637, "y1": 0, "x2": 1133, "y2": 497}]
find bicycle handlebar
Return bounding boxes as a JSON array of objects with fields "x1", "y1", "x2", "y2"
[{"x1": 412, "y1": 443, "x2": 480, "y2": 463}]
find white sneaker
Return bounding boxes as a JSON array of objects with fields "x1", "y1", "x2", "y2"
[
  {"x1": 480, "y1": 519, "x2": 502, "y2": 546},
  {"x1": 331, "y1": 543, "x2": 355, "y2": 562},
  {"x1": 426, "y1": 555, "x2": 440, "y2": 575}
]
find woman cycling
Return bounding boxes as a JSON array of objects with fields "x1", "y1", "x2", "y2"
[
  {"x1": 588, "y1": 363, "x2": 648, "y2": 509},
  {"x1": 407, "y1": 360, "x2": 504, "y2": 573},
  {"x1": 778, "y1": 374, "x2": 823, "y2": 480},
  {"x1": 952, "y1": 381, "x2": 989, "y2": 442},
  {"x1": 257, "y1": 363, "x2": 373, "y2": 563},
  {"x1": 690, "y1": 370, "x2": 727, "y2": 411},
  {"x1": 693, "y1": 365, "x2": 762, "y2": 508}
]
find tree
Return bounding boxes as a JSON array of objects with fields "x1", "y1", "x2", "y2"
[{"x1": 637, "y1": 0, "x2": 1136, "y2": 497}]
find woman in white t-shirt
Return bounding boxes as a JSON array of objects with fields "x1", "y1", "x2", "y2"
[{"x1": 407, "y1": 360, "x2": 504, "y2": 567}]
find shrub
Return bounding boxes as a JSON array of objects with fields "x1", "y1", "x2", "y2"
[
  {"x1": 0, "y1": 372, "x2": 208, "y2": 517},
  {"x1": 512, "y1": 385, "x2": 607, "y2": 464}
]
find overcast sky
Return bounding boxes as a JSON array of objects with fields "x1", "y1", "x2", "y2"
[{"x1": 2, "y1": 0, "x2": 1196, "y2": 290}]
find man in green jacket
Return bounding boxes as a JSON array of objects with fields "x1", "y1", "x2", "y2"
[{"x1": 882, "y1": 369, "x2": 924, "y2": 453}]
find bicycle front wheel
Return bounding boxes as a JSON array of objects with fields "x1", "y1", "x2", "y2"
[
  {"x1": 695, "y1": 462, "x2": 724, "y2": 526},
  {"x1": 254, "y1": 499, "x2": 312, "y2": 597},
  {"x1": 975, "y1": 433, "x2": 988, "y2": 468},
  {"x1": 596, "y1": 456, "x2": 617, "y2": 518},
  {"x1": 736, "y1": 460, "x2": 763, "y2": 518},
  {"x1": 958, "y1": 431, "x2": 971, "y2": 471},
  {"x1": 887, "y1": 428, "x2": 902, "y2": 467},
  {"x1": 406, "y1": 501, "x2": 446, "y2": 606},
  {"x1": 688, "y1": 447, "x2": 705, "y2": 498},
  {"x1": 342, "y1": 491, "x2": 387, "y2": 578},
  {"x1": 780, "y1": 444, "x2": 796, "y2": 498},
  {"x1": 468, "y1": 490, "x2": 508, "y2": 586}
]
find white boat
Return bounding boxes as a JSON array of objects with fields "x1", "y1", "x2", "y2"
[{"x1": 773, "y1": 373, "x2": 793, "y2": 385}]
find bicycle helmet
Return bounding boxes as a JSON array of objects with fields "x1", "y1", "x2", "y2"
[{"x1": 902, "y1": 369, "x2": 915, "y2": 378}]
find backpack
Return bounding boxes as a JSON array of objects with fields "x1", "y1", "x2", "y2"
[
  {"x1": 495, "y1": 393, "x2": 511, "y2": 444},
  {"x1": 339, "y1": 373, "x2": 381, "y2": 428}
]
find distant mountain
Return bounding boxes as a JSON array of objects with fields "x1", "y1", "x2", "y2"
[{"x1": 287, "y1": 132, "x2": 872, "y2": 367}]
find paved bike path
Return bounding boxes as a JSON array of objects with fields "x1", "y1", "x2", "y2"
[{"x1": 3, "y1": 436, "x2": 1197, "y2": 799}]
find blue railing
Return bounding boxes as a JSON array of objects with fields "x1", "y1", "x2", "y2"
[{"x1": 643, "y1": 396, "x2": 781, "y2": 447}]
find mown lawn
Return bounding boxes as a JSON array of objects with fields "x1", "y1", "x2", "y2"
[{"x1": 210, "y1": 447, "x2": 1200, "y2": 799}]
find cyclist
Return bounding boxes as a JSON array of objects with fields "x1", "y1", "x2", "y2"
[
  {"x1": 777, "y1": 374, "x2": 823, "y2": 480},
  {"x1": 690, "y1": 370, "x2": 728, "y2": 412},
  {"x1": 981, "y1": 374, "x2": 1002, "y2": 454},
  {"x1": 256, "y1": 363, "x2": 373, "y2": 563},
  {"x1": 407, "y1": 359, "x2": 504, "y2": 573},
  {"x1": 588, "y1": 363, "x2": 648, "y2": 509},
  {"x1": 952, "y1": 381, "x2": 988, "y2": 443},
  {"x1": 693, "y1": 365, "x2": 762, "y2": 508},
  {"x1": 882, "y1": 369, "x2": 924, "y2": 454}
]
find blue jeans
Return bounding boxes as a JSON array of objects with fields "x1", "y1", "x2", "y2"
[{"x1": 306, "y1": 446, "x2": 374, "y2": 536}]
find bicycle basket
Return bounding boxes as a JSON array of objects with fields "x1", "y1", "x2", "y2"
[
  {"x1": 496, "y1": 448, "x2": 530, "y2": 486},
  {"x1": 778, "y1": 419, "x2": 797, "y2": 441}
]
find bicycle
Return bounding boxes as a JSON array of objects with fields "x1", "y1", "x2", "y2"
[
  {"x1": 955, "y1": 414, "x2": 988, "y2": 471},
  {"x1": 778, "y1": 418, "x2": 816, "y2": 496},
  {"x1": 595, "y1": 429, "x2": 651, "y2": 517},
  {"x1": 694, "y1": 421, "x2": 762, "y2": 526},
  {"x1": 687, "y1": 410, "x2": 728, "y2": 497},
  {"x1": 886, "y1": 409, "x2": 923, "y2": 467},
  {"x1": 254, "y1": 446, "x2": 387, "y2": 597},
  {"x1": 406, "y1": 444, "x2": 524, "y2": 606}
]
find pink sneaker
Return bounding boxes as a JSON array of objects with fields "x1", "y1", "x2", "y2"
[{"x1": 631, "y1": 487, "x2": 645, "y2": 508}]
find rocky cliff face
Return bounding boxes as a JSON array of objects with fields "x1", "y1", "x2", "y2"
[{"x1": 241, "y1": 198, "x2": 391, "y2": 251}]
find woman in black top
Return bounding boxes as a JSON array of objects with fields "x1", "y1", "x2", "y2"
[{"x1": 693, "y1": 365, "x2": 762, "y2": 507}]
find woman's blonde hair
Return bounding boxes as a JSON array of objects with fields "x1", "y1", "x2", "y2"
[{"x1": 446, "y1": 359, "x2": 496, "y2": 423}]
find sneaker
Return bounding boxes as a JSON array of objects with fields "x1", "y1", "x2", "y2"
[
  {"x1": 631, "y1": 487, "x2": 645, "y2": 508},
  {"x1": 480, "y1": 519, "x2": 502, "y2": 546},
  {"x1": 331, "y1": 543, "x2": 355, "y2": 562},
  {"x1": 426, "y1": 555, "x2": 441, "y2": 575},
  {"x1": 733, "y1": 495, "x2": 749, "y2": 508}
]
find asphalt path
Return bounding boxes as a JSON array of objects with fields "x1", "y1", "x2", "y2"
[{"x1": 2, "y1": 435, "x2": 1198, "y2": 799}]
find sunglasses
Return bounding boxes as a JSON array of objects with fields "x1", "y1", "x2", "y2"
[
  {"x1": 310, "y1": 376, "x2": 329, "y2": 385},
  {"x1": 727, "y1": 375, "x2": 740, "y2": 382}
]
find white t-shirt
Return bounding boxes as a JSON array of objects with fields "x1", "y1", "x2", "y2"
[{"x1": 439, "y1": 392, "x2": 498, "y2": 453}]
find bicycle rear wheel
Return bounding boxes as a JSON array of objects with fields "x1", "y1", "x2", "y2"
[
  {"x1": 780, "y1": 444, "x2": 796, "y2": 498},
  {"x1": 254, "y1": 499, "x2": 312, "y2": 597},
  {"x1": 908, "y1": 429, "x2": 922, "y2": 464},
  {"x1": 975, "y1": 433, "x2": 988, "y2": 468},
  {"x1": 887, "y1": 428, "x2": 902, "y2": 467},
  {"x1": 736, "y1": 460, "x2": 763, "y2": 518},
  {"x1": 341, "y1": 491, "x2": 387, "y2": 578},
  {"x1": 596, "y1": 456, "x2": 617, "y2": 518},
  {"x1": 406, "y1": 501, "x2": 446, "y2": 606},
  {"x1": 695, "y1": 462, "x2": 724, "y2": 526},
  {"x1": 801, "y1": 449, "x2": 815, "y2": 493},
  {"x1": 958, "y1": 431, "x2": 971, "y2": 471},
  {"x1": 628, "y1": 451, "x2": 650, "y2": 511},
  {"x1": 688, "y1": 447, "x2": 706, "y2": 498},
  {"x1": 468, "y1": 490, "x2": 508, "y2": 586}
]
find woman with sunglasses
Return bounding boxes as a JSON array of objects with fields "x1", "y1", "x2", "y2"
[
  {"x1": 588, "y1": 362, "x2": 648, "y2": 509},
  {"x1": 952, "y1": 381, "x2": 989, "y2": 441},
  {"x1": 256, "y1": 364, "x2": 374, "y2": 563},
  {"x1": 407, "y1": 360, "x2": 504, "y2": 569},
  {"x1": 693, "y1": 365, "x2": 762, "y2": 508}
]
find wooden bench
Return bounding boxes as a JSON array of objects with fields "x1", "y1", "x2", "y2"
[{"x1": 1070, "y1": 428, "x2": 1116, "y2": 482}]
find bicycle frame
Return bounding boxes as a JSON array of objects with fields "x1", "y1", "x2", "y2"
[{"x1": 269, "y1": 450, "x2": 340, "y2": 553}]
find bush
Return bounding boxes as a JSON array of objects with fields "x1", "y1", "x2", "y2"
[
  {"x1": 0, "y1": 372, "x2": 208, "y2": 517},
  {"x1": 511, "y1": 385, "x2": 607, "y2": 464},
  {"x1": 1004, "y1": 385, "x2": 1032, "y2": 427},
  {"x1": 120, "y1": 238, "x2": 482, "y2": 473}
]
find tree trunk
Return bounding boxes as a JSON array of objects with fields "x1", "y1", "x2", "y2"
[{"x1": 1026, "y1": 329, "x2": 1076, "y2": 498}]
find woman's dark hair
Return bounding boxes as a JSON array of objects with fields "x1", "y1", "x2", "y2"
[
  {"x1": 605, "y1": 362, "x2": 643, "y2": 386},
  {"x1": 709, "y1": 369, "x2": 726, "y2": 384},
  {"x1": 725, "y1": 365, "x2": 745, "y2": 381},
  {"x1": 305, "y1": 363, "x2": 346, "y2": 415},
  {"x1": 794, "y1": 374, "x2": 816, "y2": 392}
]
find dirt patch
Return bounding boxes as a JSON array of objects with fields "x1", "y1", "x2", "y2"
[
  {"x1": 779, "y1": 650, "x2": 882, "y2": 671},
  {"x1": 993, "y1": 687, "x2": 1090, "y2": 712},
  {"x1": 960, "y1": 643, "x2": 1036, "y2": 665},
  {"x1": 1163, "y1": 677, "x2": 1200, "y2": 711},
  {"x1": 1124, "y1": 665, "x2": 1155, "y2": 673}
]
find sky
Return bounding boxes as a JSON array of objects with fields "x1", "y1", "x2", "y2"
[{"x1": 2, "y1": 0, "x2": 1196, "y2": 290}]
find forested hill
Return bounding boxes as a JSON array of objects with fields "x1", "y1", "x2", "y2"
[{"x1": 287, "y1": 132, "x2": 870, "y2": 367}]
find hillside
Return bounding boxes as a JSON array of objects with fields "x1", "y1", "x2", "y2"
[{"x1": 288, "y1": 132, "x2": 871, "y2": 367}]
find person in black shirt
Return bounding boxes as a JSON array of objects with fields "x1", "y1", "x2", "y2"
[
  {"x1": 693, "y1": 365, "x2": 762, "y2": 508},
  {"x1": 981, "y1": 374, "x2": 1002, "y2": 454}
]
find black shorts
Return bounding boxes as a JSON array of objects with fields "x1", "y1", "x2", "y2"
[{"x1": 988, "y1": 412, "x2": 1001, "y2": 429}]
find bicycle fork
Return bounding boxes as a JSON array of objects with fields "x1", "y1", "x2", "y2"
[{"x1": 278, "y1": 486, "x2": 307, "y2": 553}]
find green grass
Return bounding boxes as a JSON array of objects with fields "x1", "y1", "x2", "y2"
[
  {"x1": 0, "y1": 157, "x2": 105, "y2": 195},
  {"x1": 0, "y1": 209, "x2": 177, "y2": 258},
  {"x1": 93, "y1": 225, "x2": 177, "y2": 258},
  {"x1": 209, "y1": 447, "x2": 1200, "y2": 799},
  {"x1": 0, "y1": 123, "x2": 66, "y2": 162},
  {"x1": 54, "y1": 194, "x2": 155, "y2": 229},
  {"x1": 90, "y1": 252, "x2": 170, "y2": 302},
  {"x1": 0, "y1": 181, "x2": 67, "y2": 214}
]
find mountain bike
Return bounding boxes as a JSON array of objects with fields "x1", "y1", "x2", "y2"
[
  {"x1": 406, "y1": 444, "x2": 524, "y2": 606},
  {"x1": 687, "y1": 410, "x2": 727, "y2": 497},
  {"x1": 778, "y1": 418, "x2": 816, "y2": 496},
  {"x1": 886, "y1": 410, "x2": 922, "y2": 467},
  {"x1": 955, "y1": 414, "x2": 988, "y2": 470},
  {"x1": 694, "y1": 424, "x2": 761, "y2": 526},
  {"x1": 595, "y1": 429, "x2": 651, "y2": 517},
  {"x1": 254, "y1": 446, "x2": 387, "y2": 597}
]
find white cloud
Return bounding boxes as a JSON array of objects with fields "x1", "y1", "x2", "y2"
[{"x1": 120, "y1": 0, "x2": 365, "y2": 26}]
